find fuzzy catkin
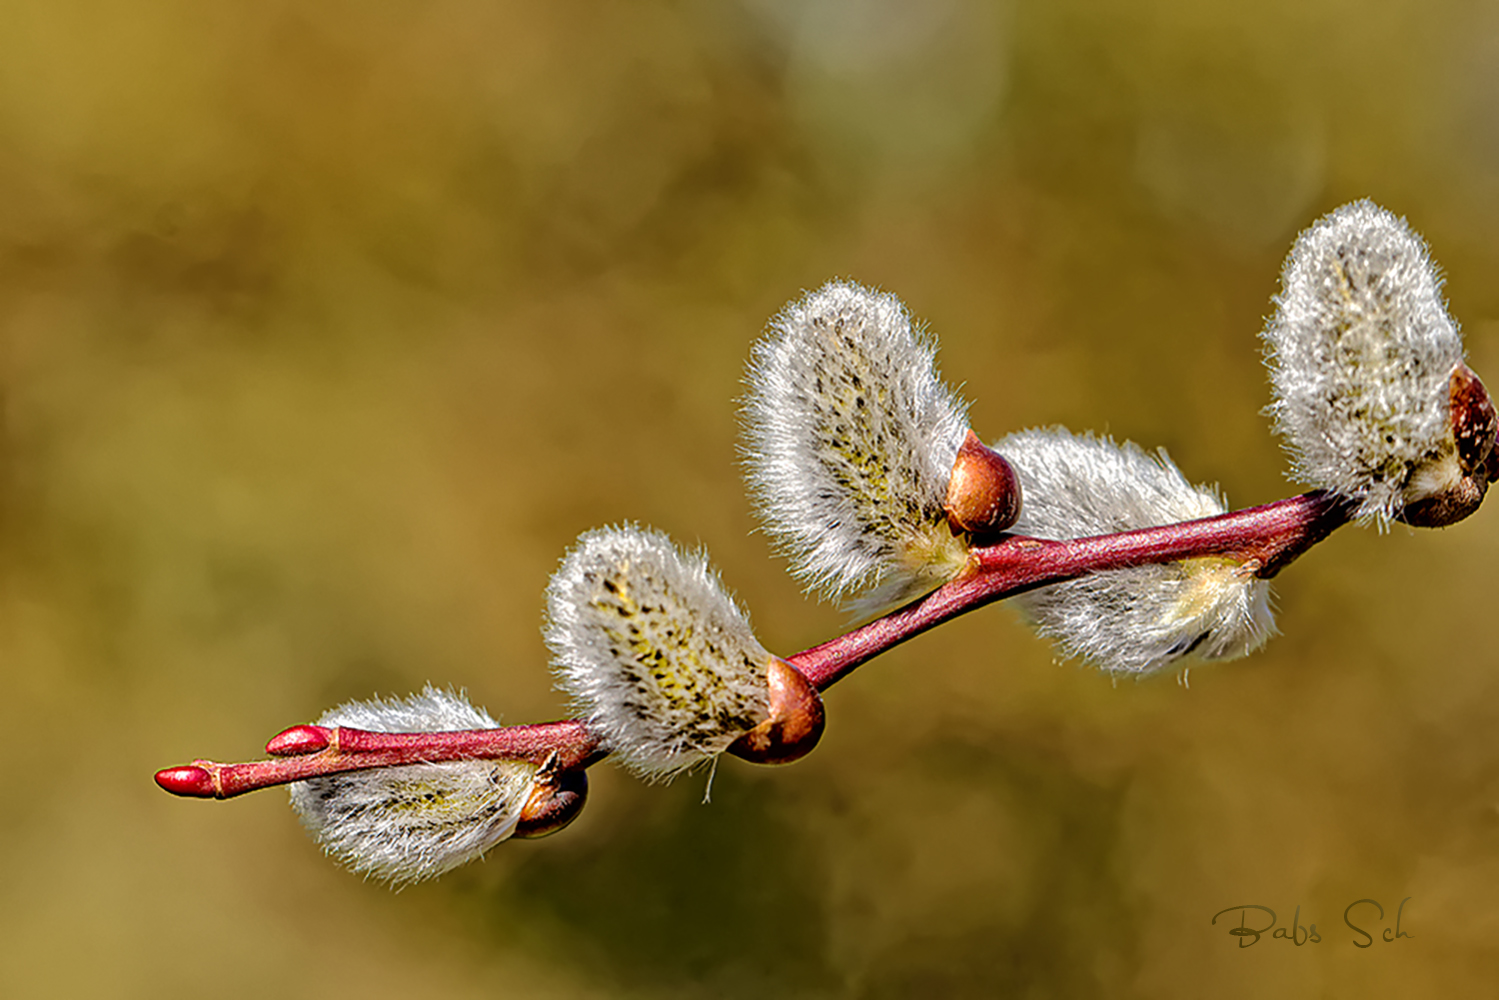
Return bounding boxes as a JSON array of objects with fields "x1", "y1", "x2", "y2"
[
  {"x1": 743, "y1": 280, "x2": 972, "y2": 613},
  {"x1": 1264, "y1": 200, "x2": 1465, "y2": 523},
  {"x1": 547, "y1": 526, "x2": 771, "y2": 780},
  {"x1": 288, "y1": 687, "x2": 535, "y2": 885},
  {"x1": 996, "y1": 428, "x2": 1276, "y2": 674}
]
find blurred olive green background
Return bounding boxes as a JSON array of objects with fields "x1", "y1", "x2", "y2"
[{"x1": 5, "y1": 1, "x2": 1499, "y2": 997}]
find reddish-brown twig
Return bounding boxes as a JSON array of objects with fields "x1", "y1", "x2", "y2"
[{"x1": 155, "y1": 490, "x2": 1351, "y2": 800}]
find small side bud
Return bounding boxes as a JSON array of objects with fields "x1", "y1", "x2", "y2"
[
  {"x1": 514, "y1": 764, "x2": 589, "y2": 839},
  {"x1": 265, "y1": 725, "x2": 331, "y2": 757},
  {"x1": 548, "y1": 526, "x2": 774, "y2": 781},
  {"x1": 727, "y1": 658, "x2": 826, "y2": 766},
  {"x1": 1399, "y1": 363, "x2": 1498, "y2": 527},
  {"x1": 1264, "y1": 200, "x2": 1473, "y2": 525},
  {"x1": 945, "y1": 430, "x2": 1022, "y2": 537}
]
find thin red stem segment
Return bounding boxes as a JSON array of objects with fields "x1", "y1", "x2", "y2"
[
  {"x1": 155, "y1": 721, "x2": 598, "y2": 800},
  {"x1": 154, "y1": 491, "x2": 1351, "y2": 800},
  {"x1": 789, "y1": 490, "x2": 1349, "y2": 689}
]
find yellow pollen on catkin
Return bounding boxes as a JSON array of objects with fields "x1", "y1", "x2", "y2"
[{"x1": 1167, "y1": 558, "x2": 1249, "y2": 623}]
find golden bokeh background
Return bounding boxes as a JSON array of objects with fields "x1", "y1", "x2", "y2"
[{"x1": 4, "y1": 1, "x2": 1499, "y2": 996}]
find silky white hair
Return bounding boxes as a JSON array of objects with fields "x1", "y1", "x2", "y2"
[
  {"x1": 288, "y1": 686, "x2": 536, "y2": 885},
  {"x1": 743, "y1": 280, "x2": 972, "y2": 614},
  {"x1": 1263, "y1": 200, "x2": 1464, "y2": 523},
  {"x1": 996, "y1": 428, "x2": 1276, "y2": 675},
  {"x1": 547, "y1": 525, "x2": 771, "y2": 781}
]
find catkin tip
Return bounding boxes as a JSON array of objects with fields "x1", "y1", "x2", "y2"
[
  {"x1": 743, "y1": 279, "x2": 974, "y2": 612},
  {"x1": 1264, "y1": 200, "x2": 1470, "y2": 524},
  {"x1": 547, "y1": 525, "x2": 773, "y2": 780}
]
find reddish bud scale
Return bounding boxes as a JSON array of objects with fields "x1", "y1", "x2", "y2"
[
  {"x1": 727, "y1": 658, "x2": 826, "y2": 765},
  {"x1": 1450, "y1": 363, "x2": 1497, "y2": 477},
  {"x1": 1400, "y1": 363, "x2": 1498, "y2": 527},
  {"x1": 945, "y1": 431, "x2": 1022, "y2": 537},
  {"x1": 515, "y1": 768, "x2": 589, "y2": 839}
]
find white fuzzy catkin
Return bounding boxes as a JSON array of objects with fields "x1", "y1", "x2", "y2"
[
  {"x1": 743, "y1": 280, "x2": 973, "y2": 613},
  {"x1": 1264, "y1": 200, "x2": 1465, "y2": 523},
  {"x1": 289, "y1": 686, "x2": 536, "y2": 885},
  {"x1": 996, "y1": 428, "x2": 1276, "y2": 675},
  {"x1": 547, "y1": 525, "x2": 772, "y2": 780}
]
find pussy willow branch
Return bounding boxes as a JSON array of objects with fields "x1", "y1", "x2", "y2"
[
  {"x1": 794, "y1": 489, "x2": 1348, "y2": 689},
  {"x1": 156, "y1": 490, "x2": 1351, "y2": 799}
]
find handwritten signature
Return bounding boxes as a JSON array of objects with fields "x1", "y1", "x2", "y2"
[{"x1": 1211, "y1": 898, "x2": 1414, "y2": 948}]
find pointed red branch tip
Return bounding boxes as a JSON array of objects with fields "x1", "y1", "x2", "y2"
[
  {"x1": 265, "y1": 725, "x2": 331, "y2": 757},
  {"x1": 155, "y1": 766, "x2": 217, "y2": 798}
]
